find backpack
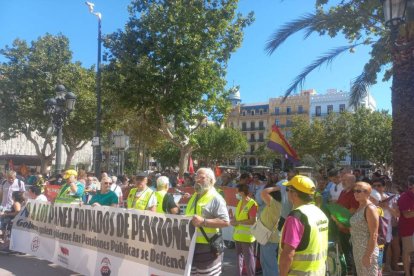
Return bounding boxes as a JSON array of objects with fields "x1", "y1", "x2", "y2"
[
  {"x1": 1, "y1": 179, "x2": 24, "y2": 190},
  {"x1": 364, "y1": 205, "x2": 389, "y2": 246}
]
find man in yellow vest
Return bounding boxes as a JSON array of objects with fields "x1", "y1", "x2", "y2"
[
  {"x1": 127, "y1": 172, "x2": 157, "y2": 211},
  {"x1": 185, "y1": 168, "x2": 230, "y2": 276},
  {"x1": 279, "y1": 175, "x2": 328, "y2": 276},
  {"x1": 155, "y1": 176, "x2": 179, "y2": 214}
]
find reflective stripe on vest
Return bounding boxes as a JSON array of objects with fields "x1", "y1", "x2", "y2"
[
  {"x1": 185, "y1": 188, "x2": 220, "y2": 244},
  {"x1": 155, "y1": 190, "x2": 167, "y2": 213},
  {"x1": 127, "y1": 187, "x2": 154, "y2": 210},
  {"x1": 279, "y1": 204, "x2": 328, "y2": 276},
  {"x1": 233, "y1": 198, "x2": 257, "y2": 243}
]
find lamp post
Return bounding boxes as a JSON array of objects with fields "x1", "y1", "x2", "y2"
[
  {"x1": 381, "y1": 0, "x2": 414, "y2": 45},
  {"x1": 45, "y1": 85, "x2": 77, "y2": 176},
  {"x1": 85, "y1": 1, "x2": 102, "y2": 177}
]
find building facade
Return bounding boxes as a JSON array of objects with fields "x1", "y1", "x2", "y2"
[
  {"x1": 226, "y1": 89, "x2": 310, "y2": 167},
  {"x1": 0, "y1": 132, "x2": 92, "y2": 175}
]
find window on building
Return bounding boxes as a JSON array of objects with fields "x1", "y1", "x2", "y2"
[
  {"x1": 339, "y1": 104, "x2": 346, "y2": 112},
  {"x1": 242, "y1": 122, "x2": 247, "y2": 130},
  {"x1": 250, "y1": 145, "x2": 255, "y2": 153},
  {"x1": 259, "y1": 133, "x2": 264, "y2": 141},
  {"x1": 250, "y1": 134, "x2": 255, "y2": 142},
  {"x1": 259, "y1": 121, "x2": 264, "y2": 129},
  {"x1": 287, "y1": 106, "x2": 291, "y2": 114},
  {"x1": 315, "y1": 106, "x2": 321, "y2": 116},
  {"x1": 286, "y1": 119, "x2": 292, "y2": 126},
  {"x1": 250, "y1": 121, "x2": 255, "y2": 130},
  {"x1": 274, "y1": 107, "x2": 279, "y2": 115},
  {"x1": 327, "y1": 105, "x2": 333, "y2": 114},
  {"x1": 285, "y1": 131, "x2": 292, "y2": 139},
  {"x1": 298, "y1": 105, "x2": 303, "y2": 114},
  {"x1": 249, "y1": 157, "x2": 256, "y2": 166},
  {"x1": 251, "y1": 110, "x2": 255, "y2": 116},
  {"x1": 242, "y1": 111, "x2": 246, "y2": 116},
  {"x1": 275, "y1": 119, "x2": 280, "y2": 126},
  {"x1": 259, "y1": 109, "x2": 263, "y2": 115}
]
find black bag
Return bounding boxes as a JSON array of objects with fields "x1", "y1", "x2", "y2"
[{"x1": 199, "y1": 227, "x2": 225, "y2": 255}]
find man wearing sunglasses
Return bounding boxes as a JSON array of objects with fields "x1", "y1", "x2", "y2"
[
  {"x1": 278, "y1": 175, "x2": 328, "y2": 276},
  {"x1": 397, "y1": 175, "x2": 414, "y2": 276}
]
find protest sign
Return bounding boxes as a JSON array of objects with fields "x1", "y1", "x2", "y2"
[{"x1": 10, "y1": 201, "x2": 196, "y2": 276}]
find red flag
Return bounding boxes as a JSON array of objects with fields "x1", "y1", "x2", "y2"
[
  {"x1": 188, "y1": 156, "x2": 195, "y2": 174},
  {"x1": 215, "y1": 165, "x2": 222, "y2": 177}
]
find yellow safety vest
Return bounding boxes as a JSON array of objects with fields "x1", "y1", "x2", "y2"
[
  {"x1": 279, "y1": 204, "x2": 328, "y2": 276},
  {"x1": 155, "y1": 190, "x2": 167, "y2": 214},
  {"x1": 233, "y1": 198, "x2": 257, "y2": 243},
  {"x1": 127, "y1": 187, "x2": 154, "y2": 210},
  {"x1": 185, "y1": 188, "x2": 220, "y2": 244}
]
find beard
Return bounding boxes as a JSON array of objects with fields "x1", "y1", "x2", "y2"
[{"x1": 194, "y1": 183, "x2": 209, "y2": 194}]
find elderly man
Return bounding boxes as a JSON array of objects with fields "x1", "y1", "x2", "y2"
[
  {"x1": 54, "y1": 170, "x2": 85, "y2": 204},
  {"x1": 185, "y1": 168, "x2": 230, "y2": 276},
  {"x1": 127, "y1": 172, "x2": 157, "y2": 211},
  {"x1": 155, "y1": 176, "x2": 179, "y2": 214},
  {"x1": 279, "y1": 175, "x2": 328, "y2": 276},
  {"x1": 0, "y1": 170, "x2": 25, "y2": 210}
]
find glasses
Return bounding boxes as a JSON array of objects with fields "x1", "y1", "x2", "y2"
[
  {"x1": 372, "y1": 184, "x2": 383, "y2": 188},
  {"x1": 353, "y1": 189, "x2": 367, "y2": 194}
]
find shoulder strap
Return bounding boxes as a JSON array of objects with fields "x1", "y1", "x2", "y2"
[
  {"x1": 199, "y1": 226, "x2": 210, "y2": 242},
  {"x1": 18, "y1": 179, "x2": 22, "y2": 190},
  {"x1": 144, "y1": 190, "x2": 154, "y2": 210}
]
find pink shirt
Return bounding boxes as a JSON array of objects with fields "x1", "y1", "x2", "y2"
[{"x1": 282, "y1": 216, "x2": 304, "y2": 249}]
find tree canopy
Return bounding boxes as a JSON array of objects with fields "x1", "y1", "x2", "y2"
[{"x1": 105, "y1": 0, "x2": 253, "y2": 176}]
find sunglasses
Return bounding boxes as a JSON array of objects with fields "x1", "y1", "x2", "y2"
[
  {"x1": 103, "y1": 182, "x2": 111, "y2": 184},
  {"x1": 353, "y1": 189, "x2": 367, "y2": 194}
]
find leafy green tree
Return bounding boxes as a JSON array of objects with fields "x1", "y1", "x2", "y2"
[
  {"x1": 193, "y1": 125, "x2": 248, "y2": 166},
  {"x1": 350, "y1": 108, "x2": 392, "y2": 170},
  {"x1": 105, "y1": 0, "x2": 253, "y2": 177},
  {"x1": 151, "y1": 139, "x2": 180, "y2": 170},
  {"x1": 290, "y1": 113, "x2": 352, "y2": 168},
  {"x1": 0, "y1": 34, "x2": 96, "y2": 173},
  {"x1": 265, "y1": 1, "x2": 414, "y2": 186}
]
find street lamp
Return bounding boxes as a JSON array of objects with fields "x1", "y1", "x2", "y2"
[
  {"x1": 85, "y1": 1, "x2": 103, "y2": 177},
  {"x1": 381, "y1": 0, "x2": 414, "y2": 46},
  {"x1": 45, "y1": 85, "x2": 77, "y2": 175}
]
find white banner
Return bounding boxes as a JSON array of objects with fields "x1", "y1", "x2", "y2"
[{"x1": 10, "y1": 200, "x2": 196, "y2": 276}]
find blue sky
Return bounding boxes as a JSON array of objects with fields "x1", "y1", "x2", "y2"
[{"x1": 0, "y1": 0, "x2": 392, "y2": 111}]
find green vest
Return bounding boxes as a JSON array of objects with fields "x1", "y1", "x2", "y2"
[
  {"x1": 280, "y1": 204, "x2": 328, "y2": 276},
  {"x1": 185, "y1": 188, "x2": 220, "y2": 244},
  {"x1": 233, "y1": 198, "x2": 257, "y2": 243},
  {"x1": 127, "y1": 187, "x2": 154, "y2": 210},
  {"x1": 54, "y1": 183, "x2": 82, "y2": 204},
  {"x1": 155, "y1": 190, "x2": 167, "y2": 214}
]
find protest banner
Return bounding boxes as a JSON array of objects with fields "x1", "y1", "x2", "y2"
[{"x1": 10, "y1": 200, "x2": 196, "y2": 276}]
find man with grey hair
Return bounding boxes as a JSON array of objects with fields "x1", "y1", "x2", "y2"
[
  {"x1": 155, "y1": 176, "x2": 179, "y2": 214},
  {"x1": 185, "y1": 168, "x2": 230, "y2": 276},
  {"x1": 0, "y1": 170, "x2": 25, "y2": 210}
]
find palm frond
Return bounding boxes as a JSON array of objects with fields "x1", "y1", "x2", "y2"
[
  {"x1": 349, "y1": 72, "x2": 372, "y2": 107},
  {"x1": 265, "y1": 13, "x2": 317, "y2": 55},
  {"x1": 282, "y1": 44, "x2": 362, "y2": 101}
]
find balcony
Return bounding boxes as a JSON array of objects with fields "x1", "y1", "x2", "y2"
[
  {"x1": 271, "y1": 110, "x2": 308, "y2": 116},
  {"x1": 312, "y1": 112, "x2": 333, "y2": 117}
]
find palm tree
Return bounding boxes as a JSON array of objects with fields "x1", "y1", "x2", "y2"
[{"x1": 265, "y1": 1, "x2": 414, "y2": 188}]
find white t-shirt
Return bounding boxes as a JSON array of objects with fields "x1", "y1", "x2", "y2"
[
  {"x1": 35, "y1": 194, "x2": 48, "y2": 202},
  {"x1": 1, "y1": 179, "x2": 26, "y2": 209},
  {"x1": 329, "y1": 182, "x2": 343, "y2": 202},
  {"x1": 110, "y1": 183, "x2": 123, "y2": 198}
]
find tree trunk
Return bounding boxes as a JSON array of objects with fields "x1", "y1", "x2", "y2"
[
  {"x1": 39, "y1": 156, "x2": 53, "y2": 175},
  {"x1": 178, "y1": 145, "x2": 193, "y2": 178},
  {"x1": 391, "y1": 41, "x2": 414, "y2": 189},
  {"x1": 65, "y1": 150, "x2": 76, "y2": 170}
]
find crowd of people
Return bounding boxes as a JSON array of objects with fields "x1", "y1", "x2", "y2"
[{"x1": 0, "y1": 166, "x2": 413, "y2": 276}]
